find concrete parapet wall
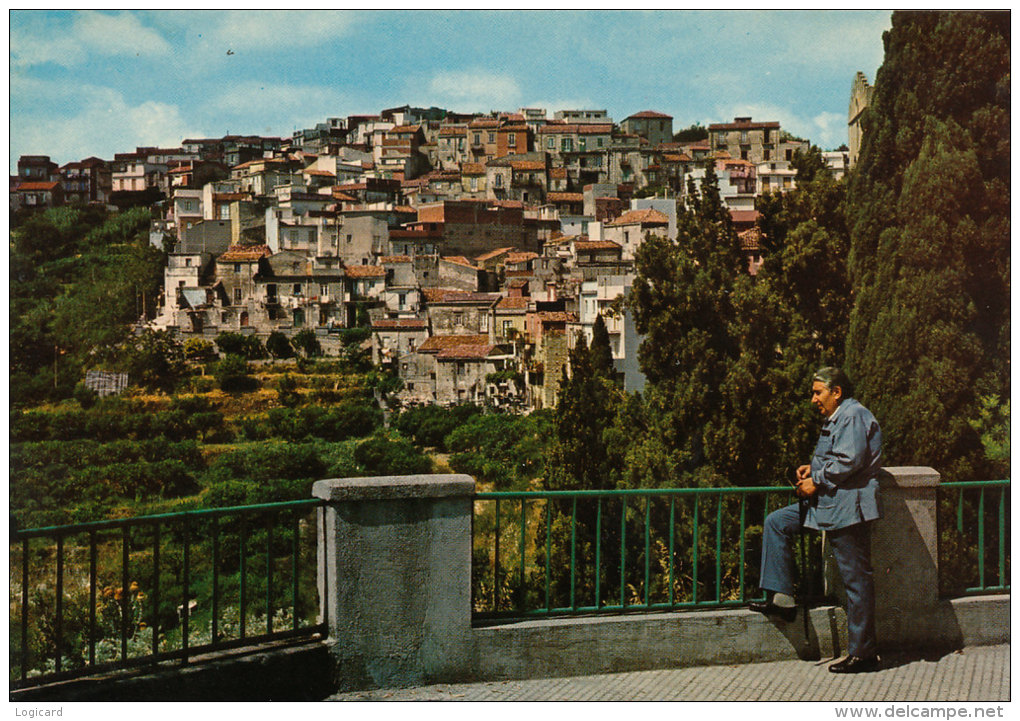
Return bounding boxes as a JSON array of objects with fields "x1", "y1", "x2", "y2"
[{"x1": 315, "y1": 468, "x2": 1009, "y2": 693}]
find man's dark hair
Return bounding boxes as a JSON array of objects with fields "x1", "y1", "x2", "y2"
[{"x1": 813, "y1": 366, "x2": 854, "y2": 398}]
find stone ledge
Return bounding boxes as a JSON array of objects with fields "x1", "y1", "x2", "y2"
[
  {"x1": 313, "y1": 474, "x2": 476, "y2": 501},
  {"x1": 878, "y1": 467, "x2": 940, "y2": 488}
]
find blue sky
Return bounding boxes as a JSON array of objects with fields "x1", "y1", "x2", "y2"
[{"x1": 9, "y1": 10, "x2": 892, "y2": 172}]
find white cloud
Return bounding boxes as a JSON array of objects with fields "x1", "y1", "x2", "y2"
[
  {"x1": 10, "y1": 11, "x2": 171, "y2": 68},
  {"x1": 425, "y1": 70, "x2": 522, "y2": 111},
  {"x1": 192, "y1": 10, "x2": 357, "y2": 52},
  {"x1": 11, "y1": 80, "x2": 196, "y2": 167}
]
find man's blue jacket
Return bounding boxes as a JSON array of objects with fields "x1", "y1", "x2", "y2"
[{"x1": 804, "y1": 397, "x2": 883, "y2": 531}]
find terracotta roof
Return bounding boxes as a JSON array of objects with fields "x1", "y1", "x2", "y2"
[
  {"x1": 474, "y1": 247, "x2": 515, "y2": 262},
  {"x1": 549, "y1": 167, "x2": 568, "y2": 179},
  {"x1": 546, "y1": 192, "x2": 583, "y2": 203},
  {"x1": 468, "y1": 118, "x2": 501, "y2": 129},
  {"x1": 509, "y1": 160, "x2": 545, "y2": 171},
  {"x1": 437, "y1": 344, "x2": 498, "y2": 360},
  {"x1": 626, "y1": 110, "x2": 673, "y2": 120},
  {"x1": 332, "y1": 191, "x2": 358, "y2": 202},
  {"x1": 729, "y1": 209, "x2": 761, "y2": 224},
  {"x1": 389, "y1": 124, "x2": 422, "y2": 134},
  {"x1": 682, "y1": 140, "x2": 711, "y2": 150},
  {"x1": 344, "y1": 265, "x2": 387, "y2": 278},
  {"x1": 439, "y1": 127, "x2": 467, "y2": 137},
  {"x1": 461, "y1": 163, "x2": 486, "y2": 175},
  {"x1": 371, "y1": 318, "x2": 427, "y2": 329},
  {"x1": 506, "y1": 252, "x2": 538, "y2": 264},
  {"x1": 213, "y1": 192, "x2": 249, "y2": 202},
  {"x1": 441, "y1": 255, "x2": 476, "y2": 269},
  {"x1": 574, "y1": 240, "x2": 622, "y2": 251},
  {"x1": 379, "y1": 255, "x2": 412, "y2": 264},
  {"x1": 304, "y1": 169, "x2": 336, "y2": 177},
  {"x1": 606, "y1": 208, "x2": 669, "y2": 226},
  {"x1": 15, "y1": 181, "x2": 60, "y2": 191},
  {"x1": 709, "y1": 119, "x2": 780, "y2": 131},
  {"x1": 535, "y1": 311, "x2": 577, "y2": 323},
  {"x1": 422, "y1": 288, "x2": 498, "y2": 304},
  {"x1": 497, "y1": 296, "x2": 529, "y2": 310},
  {"x1": 418, "y1": 334, "x2": 490, "y2": 353},
  {"x1": 218, "y1": 244, "x2": 271, "y2": 262},
  {"x1": 537, "y1": 123, "x2": 613, "y2": 135}
]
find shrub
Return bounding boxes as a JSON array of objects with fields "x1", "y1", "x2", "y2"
[
  {"x1": 215, "y1": 332, "x2": 265, "y2": 360},
  {"x1": 73, "y1": 382, "x2": 99, "y2": 409},
  {"x1": 353, "y1": 433, "x2": 432, "y2": 476},
  {"x1": 183, "y1": 338, "x2": 216, "y2": 362},
  {"x1": 277, "y1": 373, "x2": 301, "y2": 407},
  {"x1": 292, "y1": 329, "x2": 322, "y2": 358},
  {"x1": 215, "y1": 354, "x2": 259, "y2": 393},
  {"x1": 266, "y1": 331, "x2": 294, "y2": 359}
]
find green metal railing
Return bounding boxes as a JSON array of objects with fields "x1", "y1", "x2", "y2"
[
  {"x1": 938, "y1": 480, "x2": 1010, "y2": 596},
  {"x1": 10, "y1": 499, "x2": 327, "y2": 690},
  {"x1": 472, "y1": 486, "x2": 822, "y2": 620}
]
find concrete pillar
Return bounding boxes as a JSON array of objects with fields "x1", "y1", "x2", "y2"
[
  {"x1": 871, "y1": 466, "x2": 942, "y2": 646},
  {"x1": 313, "y1": 474, "x2": 475, "y2": 691}
]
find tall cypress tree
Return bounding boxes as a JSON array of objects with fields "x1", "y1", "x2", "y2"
[{"x1": 846, "y1": 11, "x2": 1009, "y2": 479}]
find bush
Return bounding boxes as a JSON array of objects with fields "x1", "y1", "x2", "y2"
[
  {"x1": 277, "y1": 373, "x2": 301, "y2": 407},
  {"x1": 292, "y1": 329, "x2": 322, "y2": 358},
  {"x1": 215, "y1": 332, "x2": 265, "y2": 360},
  {"x1": 215, "y1": 354, "x2": 259, "y2": 393},
  {"x1": 266, "y1": 331, "x2": 294, "y2": 359},
  {"x1": 183, "y1": 338, "x2": 216, "y2": 362},
  {"x1": 353, "y1": 433, "x2": 432, "y2": 476},
  {"x1": 393, "y1": 404, "x2": 483, "y2": 451},
  {"x1": 73, "y1": 382, "x2": 99, "y2": 409}
]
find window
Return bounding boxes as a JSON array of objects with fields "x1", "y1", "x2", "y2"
[
  {"x1": 508, "y1": 132, "x2": 516, "y2": 147},
  {"x1": 740, "y1": 131, "x2": 748, "y2": 144},
  {"x1": 764, "y1": 149, "x2": 771, "y2": 161},
  {"x1": 458, "y1": 139, "x2": 464, "y2": 151},
  {"x1": 219, "y1": 205, "x2": 230, "y2": 220},
  {"x1": 470, "y1": 177, "x2": 477, "y2": 191},
  {"x1": 562, "y1": 138, "x2": 573, "y2": 152},
  {"x1": 346, "y1": 234, "x2": 352, "y2": 243},
  {"x1": 185, "y1": 258, "x2": 192, "y2": 267},
  {"x1": 293, "y1": 283, "x2": 302, "y2": 295},
  {"x1": 547, "y1": 137, "x2": 555, "y2": 149},
  {"x1": 503, "y1": 320, "x2": 513, "y2": 336},
  {"x1": 473, "y1": 133, "x2": 481, "y2": 145},
  {"x1": 233, "y1": 288, "x2": 242, "y2": 304},
  {"x1": 579, "y1": 137, "x2": 586, "y2": 151},
  {"x1": 320, "y1": 284, "x2": 329, "y2": 296},
  {"x1": 488, "y1": 132, "x2": 495, "y2": 143},
  {"x1": 234, "y1": 263, "x2": 242, "y2": 273},
  {"x1": 267, "y1": 284, "x2": 278, "y2": 303},
  {"x1": 454, "y1": 312, "x2": 464, "y2": 326}
]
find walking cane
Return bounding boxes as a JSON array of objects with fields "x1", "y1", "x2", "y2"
[{"x1": 797, "y1": 495, "x2": 811, "y2": 644}]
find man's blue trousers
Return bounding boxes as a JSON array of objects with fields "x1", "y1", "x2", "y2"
[{"x1": 759, "y1": 503, "x2": 877, "y2": 658}]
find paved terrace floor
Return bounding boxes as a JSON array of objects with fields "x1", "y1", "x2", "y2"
[{"x1": 330, "y1": 643, "x2": 1009, "y2": 702}]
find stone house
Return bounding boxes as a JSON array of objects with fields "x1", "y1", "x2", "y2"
[
  {"x1": 370, "y1": 318, "x2": 428, "y2": 366},
  {"x1": 423, "y1": 289, "x2": 499, "y2": 336},
  {"x1": 708, "y1": 117, "x2": 782, "y2": 165},
  {"x1": 214, "y1": 244, "x2": 273, "y2": 329},
  {"x1": 601, "y1": 208, "x2": 669, "y2": 260},
  {"x1": 620, "y1": 110, "x2": 674, "y2": 147}
]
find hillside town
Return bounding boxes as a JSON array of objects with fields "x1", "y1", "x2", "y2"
[{"x1": 11, "y1": 90, "x2": 866, "y2": 411}]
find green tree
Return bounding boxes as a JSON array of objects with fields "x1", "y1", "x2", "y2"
[
  {"x1": 118, "y1": 329, "x2": 188, "y2": 393},
  {"x1": 292, "y1": 329, "x2": 322, "y2": 358},
  {"x1": 589, "y1": 314, "x2": 615, "y2": 380},
  {"x1": 628, "y1": 166, "x2": 744, "y2": 479},
  {"x1": 215, "y1": 354, "x2": 258, "y2": 393},
  {"x1": 266, "y1": 331, "x2": 294, "y2": 359},
  {"x1": 845, "y1": 11, "x2": 1009, "y2": 480},
  {"x1": 673, "y1": 123, "x2": 708, "y2": 142}
]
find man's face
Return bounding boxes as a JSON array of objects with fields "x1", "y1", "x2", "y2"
[{"x1": 811, "y1": 381, "x2": 842, "y2": 418}]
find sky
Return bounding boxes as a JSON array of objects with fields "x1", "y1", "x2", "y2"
[{"x1": 9, "y1": 10, "x2": 892, "y2": 173}]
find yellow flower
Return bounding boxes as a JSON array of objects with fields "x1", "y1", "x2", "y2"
[
  {"x1": 136, "y1": 592, "x2": 146, "y2": 600},
  {"x1": 129, "y1": 581, "x2": 140, "y2": 593},
  {"x1": 114, "y1": 588, "x2": 124, "y2": 601},
  {"x1": 102, "y1": 587, "x2": 114, "y2": 599},
  {"x1": 138, "y1": 622, "x2": 148, "y2": 630}
]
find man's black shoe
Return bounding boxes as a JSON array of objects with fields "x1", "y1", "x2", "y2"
[
  {"x1": 748, "y1": 600, "x2": 797, "y2": 623},
  {"x1": 829, "y1": 655, "x2": 879, "y2": 674}
]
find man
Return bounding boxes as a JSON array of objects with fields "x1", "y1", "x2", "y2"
[{"x1": 749, "y1": 367, "x2": 883, "y2": 674}]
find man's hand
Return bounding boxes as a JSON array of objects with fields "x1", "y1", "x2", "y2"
[
  {"x1": 795, "y1": 465, "x2": 811, "y2": 482},
  {"x1": 796, "y1": 476, "x2": 817, "y2": 498}
]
